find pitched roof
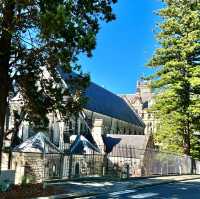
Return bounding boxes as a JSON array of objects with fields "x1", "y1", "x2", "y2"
[
  {"x1": 13, "y1": 132, "x2": 61, "y2": 153},
  {"x1": 103, "y1": 134, "x2": 149, "y2": 159},
  {"x1": 84, "y1": 83, "x2": 144, "y2": 127},
  {"x1": 59, "y1": 70, "x2": 144, "y2": 127},
  {"x1": 70, "y1": 135, "x2": 100, "y2": 154}
]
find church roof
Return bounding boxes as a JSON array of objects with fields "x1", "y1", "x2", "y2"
[
  {"x1": 84, "y1": 83, "x2": 144, "y2": 127},
  {"x1": 60, "y1": 71, "x2": 144, "y2": 127},
  {"x1": 103, "y1": 134, "x2": 149, "y2": 159}
]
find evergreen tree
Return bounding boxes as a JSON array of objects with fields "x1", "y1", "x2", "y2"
[
  {"x1": 148, "y1": 0, "x2": 200, "y2": 157},
  {"x1": 0, "y1": 0, "x2": 117, "y2": 170}
]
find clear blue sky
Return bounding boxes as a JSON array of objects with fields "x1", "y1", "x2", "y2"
[{"x1": 80, "y1": 0, "x2": 162, "y2": 94}]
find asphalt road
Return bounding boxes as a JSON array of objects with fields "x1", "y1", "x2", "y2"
[{"x1": 77, "y1": 179, "x2": 200, "y2": 199}]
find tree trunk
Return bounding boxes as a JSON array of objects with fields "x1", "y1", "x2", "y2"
[
  {"x1": 0, "y1": 74, "x2": 8, "y2": 171},
  {"x1": 182, "y1": 118, "x2": 192, "y2": 174},
  {"x1": 7, "y1": 111, "x2": 25, "y2": 169},
  {"x1": 183, "y1": 127, "x2": 190, "y2": 156},
  {"x1": 0, "y1": 0, "x2": 15, "y2": 171}
]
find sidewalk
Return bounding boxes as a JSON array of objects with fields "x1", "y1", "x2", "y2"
[{"x1": 35, "y1": 175, "x2": 200, "y2": 199}]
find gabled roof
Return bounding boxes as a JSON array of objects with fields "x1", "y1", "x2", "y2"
[
  {"x1": 59, "y1": 70, "x2": 144, "y2": 127},
  {"x1": 121, "y1": 94, "x2": 142, "y2": 104},
  {"x1": 13, "y1": 132, "x2": 61, "y2": 153},
  {"x1": 70, "y1": 135, "x2": 100, "y2": 154}
]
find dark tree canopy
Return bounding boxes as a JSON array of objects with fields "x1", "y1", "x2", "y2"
[{"x1": 0, "y1": 0, "x2": 117, "y2": 169}]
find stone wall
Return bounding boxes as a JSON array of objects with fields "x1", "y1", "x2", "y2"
[
  {"x1": 12, "y1": 152, "x2": 44, "y2": 183},
  {"x1": 23, "y1": 153, "x2": 44, "y2": 183}
]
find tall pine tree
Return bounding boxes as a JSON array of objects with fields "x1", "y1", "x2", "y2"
[{"x1": 148, "y1": 0, "x2": 200, "y2": 157}]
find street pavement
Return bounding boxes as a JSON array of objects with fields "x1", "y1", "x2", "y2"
[
  {"x1": 76, "y1": 178, "x2": 200, "y2": 199},
  {"x1": 36, "y1": 175, "x2": 200, "y2": 199}
]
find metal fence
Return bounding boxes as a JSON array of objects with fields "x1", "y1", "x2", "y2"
[
  {"x1": 48, "y1": 145, "x2": 200, "y2": 180},
  {"x1": 13, "y1": 145, "x2": 200, "y2": 182},
  {"x1": 44, "y1": 153, "x2": 63, "y2": 180},
  {"x1": 63, "y1": 146, "x2": 200, "y2": 178}
]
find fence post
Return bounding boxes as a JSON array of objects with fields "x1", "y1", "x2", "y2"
[
  {"x1": 43, "y1": 144, "x2": 46, "y2": 189},
  {"x1": 59, "y1": 153, "x2": 64, "y2": 179},
  {"x1": 126, "y1": 164, "x2": 129, "y2": 179},
  {"x1": 191, "y1": 158, "x2": 196, "y2": 174},
  {"x1": 167, "y1": 159, "x2": 169, "y2": 175},
  {"x1": 92, "y1": 150, "x2": 95, "y2": 175},
  {"x1": 43, "y1": 144, "x2": 46, "y2": 176},
  {"x1": 102, "y1": 153, "x2": 108, "y2": 176},
  {"x1": 68, "y1": 154, "x2": 72, "y2": 180}
]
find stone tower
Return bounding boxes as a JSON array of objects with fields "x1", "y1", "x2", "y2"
[
  {"x1": 136, "y1": 80, "x2": 152, "y2": 103},
  {"x1": 121, "y1": 80, "x2": 156, "y2": 135}
]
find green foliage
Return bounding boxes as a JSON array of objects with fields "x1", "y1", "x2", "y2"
[
  {"x1": 153, "y1": 112, "x2": 183, "y2": 154},
  {"x1": 21, "y1": 174, "x2": 36, "y2": 185},
  {"x1": 147, "y1": 0, "x2": 200, "y2": 157},
  {"x1": 0, "y1": 0, "x2": 117, "y2": 127}
]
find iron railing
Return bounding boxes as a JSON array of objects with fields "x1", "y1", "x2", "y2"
[{"x1": 12, "y1": 145, "x2": 200, "y2": 182}]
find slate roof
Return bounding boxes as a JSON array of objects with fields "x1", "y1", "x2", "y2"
[
  {"x1": 13, "y1": 132, "x2": 61, "y2": 153},
  {"x1": 103, "y1": 134, "x2": 148, "y2": 159},
  {"x1": 59, "y1": 70, "x2": 144, "y2": 127},
  {"x1": 84, "y1": 83, "x2": 144, "y2": 127},
  {"x1": 70, "y1": 135, "x2": 100, "y2": 154}
]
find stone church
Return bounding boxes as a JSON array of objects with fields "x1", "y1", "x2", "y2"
[
  {"x1": 3, "y1": 72, "x2": 156, "y2": 182},
  {"x1": 6, "y1": 73, "x2": 147, "y2": 151}
]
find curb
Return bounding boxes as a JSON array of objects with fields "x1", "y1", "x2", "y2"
[
  {"x1": 44, "y1": 175, "x2": 177, "y2": 184},
  {"x1": 45, "y1": 174, "x2": 200, "y2": 185}
]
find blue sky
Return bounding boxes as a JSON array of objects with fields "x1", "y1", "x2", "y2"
[{"x1": 80, "y1": 0, "x2": 162, "y2": 94}]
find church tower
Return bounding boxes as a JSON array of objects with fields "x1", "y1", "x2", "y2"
[
  {"x1": 121, "y1": 79, "x2": 156, "y2": 135},
  {"x1": 136, "y1": 80, "x2": 152, "y2": 103}
]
